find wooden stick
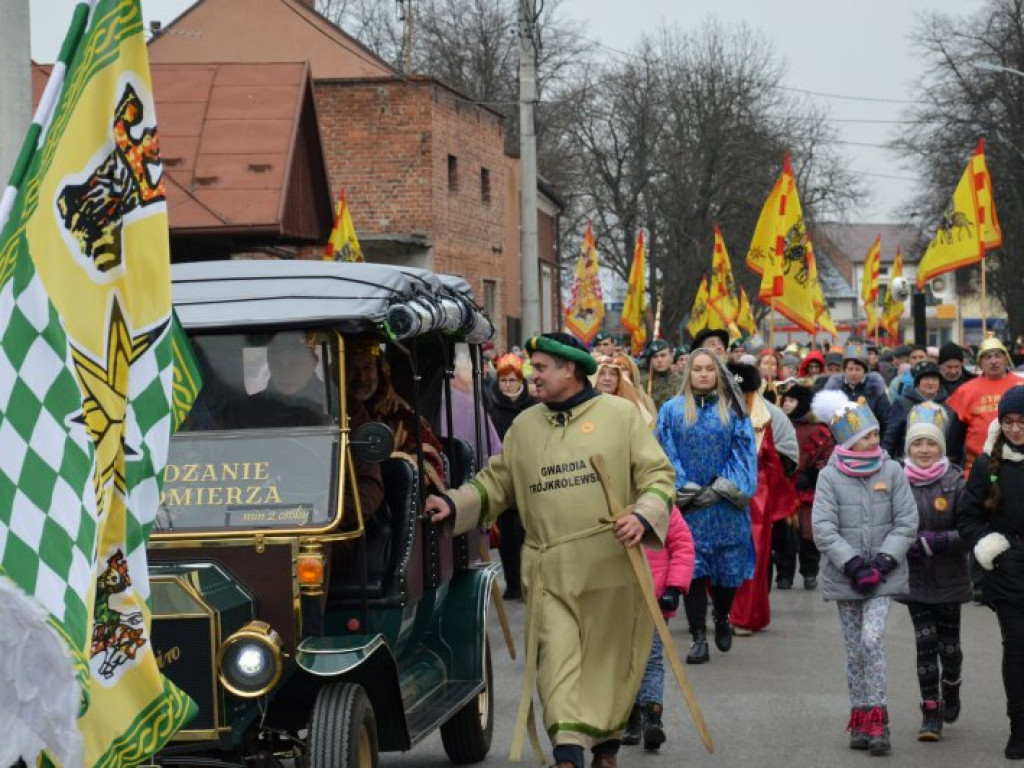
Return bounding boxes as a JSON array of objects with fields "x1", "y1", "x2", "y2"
[
  {"x1": 589, "y1": 454, "x2": 715, "y2": 754},
  {"x1": 647, "y1": 292, "x2": 664, "y2": 398},
  {"x1": 477, "y1": 533, "x2": 516, "y2": 660},
  {"x1": 981, "y1": 252, "x2": 988, "y2": 336}
]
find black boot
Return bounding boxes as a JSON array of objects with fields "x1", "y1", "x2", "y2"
[
  {"x1": 1007, "y1": 715, "x2": 1024, "y2": 760},
  {"x1": 712, "y1": 614, "x2": 732, "y2": 653},
  {"x1": 621, "y1": 705, "x2": 640, "y2": 746},
  {"x1": 641, "y1": 703, "x2": 666, "y2": 751},
  {"x1": 686, "y1": 627, "x2": 709, "y2": 664},
  {"x1": 917, "y1": 700, "x2": 943, "y2": 742},
  {"x1": 941, "y1": 678, "x2": 961, "y2": 723},
  {"x1": 867, "y1": 705, "x2": 891, "y2": 756}
]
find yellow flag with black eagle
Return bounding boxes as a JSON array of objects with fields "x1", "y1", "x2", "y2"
[
  {"x1": 0, "y1": 1, "x2": 198, "y2": 765},
  {"x1": 621, "y1": 230, "x2": 648, "y2": 356},
  {"x1": 861, "y1": 235, "x2": 881, "y2": 336},
  {"x1": 882, "y1": 248, "x2": 905, "y2": 338},
  {"x1": 917, "y1": 138, "x2": 1001, "y2": 287}
]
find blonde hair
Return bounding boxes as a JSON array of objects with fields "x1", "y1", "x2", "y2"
[{"x1": 681, "y1": 350, "x2": 732, "y2": 427}]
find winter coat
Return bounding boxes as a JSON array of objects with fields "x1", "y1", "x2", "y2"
[
  {"x1": 823, "y1": 371, "x2": 892, "y2": 442},
  {"x1": 882, "y1": 386, "x2": 955, "y2": 461},
  {"x1": 811, "y1": 453, "x2": 919, "y2": 601},
  {"x1": 644, "y1": 507, "x2": 696, "y2": 618},
  {"x1": 903, "y1": 464, "x2": 972, "y2": 604},
  {"x1": 485, "y1": 379, "x2": 535, "y2": 440},
  {"x1": 791, "y1": 417, "x2": 834, "y2": 537},
  {"x1": 958, "y1": 449, "x2": 1024, "y2": 607}
]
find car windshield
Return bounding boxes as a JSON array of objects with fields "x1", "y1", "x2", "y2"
[{"x1": 157, "y1": 330, "x2": 347, "y2": 534}]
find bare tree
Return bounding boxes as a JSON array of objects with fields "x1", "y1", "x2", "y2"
[
  {"x1": 556, "y1": 22, "x2": 861, "y2": 339},
  {"x1": 895, "y1": 0, "x2": 1024, "y2": 342}
]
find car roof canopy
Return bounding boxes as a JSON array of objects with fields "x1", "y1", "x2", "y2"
[{"x1": 172, "y1": 260, "x2": 494, "y2": 342}]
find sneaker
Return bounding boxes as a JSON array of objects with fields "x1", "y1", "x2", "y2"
[
  {"x1": 776, "y1": 578, "x2": 793, "y2": 590},
  {"x1": 803, "y1": 575, "x2": 818, "y2": 590},
  {"x1": 918, "y1": 700, "x2": 943, "y2": 742}
]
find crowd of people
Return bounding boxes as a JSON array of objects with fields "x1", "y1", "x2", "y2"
[{"x1": 424, "y1": 326, "x2": 1024, "y2": 766}]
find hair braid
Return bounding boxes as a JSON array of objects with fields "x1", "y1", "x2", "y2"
[{"x1": 984, "y1": 431, "x2": 1007, "y2": 515}]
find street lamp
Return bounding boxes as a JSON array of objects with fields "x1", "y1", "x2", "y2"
[{"x1": 973, "y1": 61, "x2": 1024, "y2": 77}]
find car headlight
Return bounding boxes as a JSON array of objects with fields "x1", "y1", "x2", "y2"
[{"x1": 217, "y1": 620, "x2": 284, "y2": 698}]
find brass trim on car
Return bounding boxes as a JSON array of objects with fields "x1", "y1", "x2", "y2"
[{"x1": 150, "y1": 572, "x2": 225, "y2": 741}]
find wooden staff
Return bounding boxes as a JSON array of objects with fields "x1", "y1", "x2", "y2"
[
  {"x1": 981, "y1": 251, "x2": 988, "y2": 335},
  {"x1": 647, "y1": 291, "x2": 664, "y2": 398},
  {"x1": 477, "y1": 534, "x2": 516, "y2": 660},
  {"x1": 589, "y1": 454, "x2": 715, "y2": 754}
]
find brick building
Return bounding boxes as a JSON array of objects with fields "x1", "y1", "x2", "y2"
[{"x1": 148, "y1": 0, "x2": 563, "y2": 348}]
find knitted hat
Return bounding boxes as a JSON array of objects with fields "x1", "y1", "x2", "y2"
[
  {"x1": 812, "y1": 390, "x2": 879, "y2": 449},
  {"x1": 998, "y1": 385, "x2": 1024, "y2": 421},
  {"x1": 905, "y1": 402, "x2": 948, "y2": 454},
  {"x1": 781, "y1": 355, "x2": 800, "y2": 370},
  {"x1": 893, "y1": 345, "x2": 912, "y2": 359},
  {"x1": 938, "y1": 342, "x2": 965, "y2": 364},
  {"x1": 911, "y1": 360, "x2": 941, "y2": 385}
]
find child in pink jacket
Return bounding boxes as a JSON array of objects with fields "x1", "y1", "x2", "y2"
[{"x1": 622, "y1": 506, "x2": 695, "y2": 751}]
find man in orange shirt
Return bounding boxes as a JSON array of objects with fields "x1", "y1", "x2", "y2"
[{"x1": 947, "y1": 336, "x2": 1024, "y2": 474}]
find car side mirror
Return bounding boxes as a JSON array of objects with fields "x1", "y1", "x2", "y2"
[{"x1": 350, "y1": 422, "x2": 395, "y2": 464}]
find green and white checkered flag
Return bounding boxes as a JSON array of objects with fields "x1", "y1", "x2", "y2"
[{"x1": 0, "y1": 2, "x2": 197, "y2": 765}]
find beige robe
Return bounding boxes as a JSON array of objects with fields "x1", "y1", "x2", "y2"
[{"x1": 447, "y1": 393, "x2": 674, "y2": 754}]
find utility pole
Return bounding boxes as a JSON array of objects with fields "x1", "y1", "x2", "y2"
[
  {"x1": 518, "y1": 0, "x2": 541, "y2": 337},
  {"x1": 0, "y1": 0, "x2": 32, "y2": 189},
  {"x1": 399, "y1": 0, "x2": 414, "y2": 74}
]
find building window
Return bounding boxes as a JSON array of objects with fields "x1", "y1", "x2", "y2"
[
  {"x1": 483, "y1": 279, "x2": 497, "y2": 319},
  {"x1": 448, "y1": 154, "x2": 458, "y2": 192},
  {"x1": 480, "y1": 167, "x2": 491, "y2": 204}
]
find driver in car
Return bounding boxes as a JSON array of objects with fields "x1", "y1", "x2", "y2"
[
  {"x1": 346, "y1": 335, "x2": 447, "y2": 492},
  {"x1": 242, "y1": 331, "x2": 331, "y2": 428}
]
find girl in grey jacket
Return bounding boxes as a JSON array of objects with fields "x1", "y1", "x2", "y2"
[{"x1": 811, "y1": 392, "x2": 919, "y2": 757}]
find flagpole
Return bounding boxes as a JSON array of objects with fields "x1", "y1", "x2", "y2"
[
  {"x1": 769, "y1": 299, "x2": 775, "y2": 350},
  {"x1": 981, "y1": 248, "x2": 988, "y2": 335},
  {"x1": 874, "y1": 291, "x2": 881, "y2": 348},
  {"x1": 647, "y1": 292, "x2": 663, "y2": 399}
]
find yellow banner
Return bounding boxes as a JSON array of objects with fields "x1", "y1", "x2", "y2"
[
  {"x1": 861, "y1": 235, "x2": 881, "y2": 335},
  {"x1": 686, "y1": 276, "x2": 726, "y2": 339},
  {"x1": 708, "y1": 223, "x2": 740, "y2": 325},
  {"x1": 882, "y1": 248, "x2": 905, "y2": 338},
  {"x1": 917, "y1": 139, "x2": 1001, "y2": 287},
  {"x1": 806, "y1": 238, "x2": 836, "y2": 337},
  {"x1": 747, "y1": 155, "x2": 816, "y2": 333},
  {"x1": 324, "y1": 190, "x2": 364, "y2": 262},
  {"x1": 737, "y1": 287, "x2": 758, "y2": 336},
  {"x1": 564, "y1": 221, "x2": 605, "y2": 344},
  {"x1": 621, "y1": 230, "x2": 647, "y2": 355}
]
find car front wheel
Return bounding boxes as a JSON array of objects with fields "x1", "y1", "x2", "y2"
[{"x1": 307, "y1": 681, "x2": 378, "y2": 768}]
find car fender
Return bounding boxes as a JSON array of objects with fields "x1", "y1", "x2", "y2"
[
  {"x1": 433, "y1": 562, "x2": 501, "y2": 681},
  {"x1": 295, "y1": 633, "x2": 409, "y2": 750}
]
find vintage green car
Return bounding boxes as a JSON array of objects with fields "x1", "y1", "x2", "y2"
[{"x1": 149, "y1": 259, "x2": 500, "y2": 767}]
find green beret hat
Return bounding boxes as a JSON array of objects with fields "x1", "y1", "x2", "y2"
[{"x1": 525, "y1": 332, "x2": 598, "y2": 375}]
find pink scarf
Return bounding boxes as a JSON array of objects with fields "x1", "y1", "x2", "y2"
[
  {"x1": 904, "y1": 457, "x2": 949, "y2": 487},
  {"x1": 834, "y1": 445, "x2": 883, "y2": 477}
]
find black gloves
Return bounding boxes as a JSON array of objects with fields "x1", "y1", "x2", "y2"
[{"x1": 658, "y1": 586, "x2": 682, "y2": 612}]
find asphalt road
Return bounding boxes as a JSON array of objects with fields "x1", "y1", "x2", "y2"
[{"x1": 383, "y1": 580, "x2": 1010, "y2": 768}]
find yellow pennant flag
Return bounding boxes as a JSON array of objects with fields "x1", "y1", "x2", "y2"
[
  {"x1": 861, "y1": 235, "x2": 881, "y2": 335},
  {"x1": 686, "y1": 276, "x2": 727, "y2": 340},
  {"x1": 806, "y1": 237, "x2": 837, "y2": 337},
  {"x1": 564, "y1": 221, "x2": 605, "y2": 344},
  {"x1": 324, "y1": 189, "x2": 364, "y2": 262},
  {"x1": 747, "y1": 155, "x2": 817, "y2": 333},
  {"x1": 708, "y1": 223, "x2": 740, "y2": 325},
  {"x1": 917, "y1": 138, "x2": 1002, "y2": 287},
  {"x1": 737, "y1": 287, "x2": 758, "y2": 336},
  {"x1": 882, "y1": 248, "x2": 905, "y2": 338},
  {"x1": 621, "y1": 230, "x2": 648, "y2": 355}
]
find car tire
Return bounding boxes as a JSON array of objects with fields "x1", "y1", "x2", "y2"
[
  {"x1": 440, "y1": 639, "x2": 493, "y2": 764},
  {"x1": 307, "y1": 681, "x2": 379, "y2": 768}
]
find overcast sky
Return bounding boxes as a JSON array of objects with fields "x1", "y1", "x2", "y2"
[{"x1": 31, "y1": 0, "x2": 989, "y2": 223}]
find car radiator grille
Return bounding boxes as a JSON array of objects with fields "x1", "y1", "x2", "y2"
[{"x1": 152, "y1": 615, "x2": 217, "y2": 732}]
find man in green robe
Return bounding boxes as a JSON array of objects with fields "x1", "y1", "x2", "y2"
[
  {"x1": 639, "y1": 339, "x2": 683, "y2": 411},
  {"x1": 426, "y1": 332, "x2": 674, "y2": 768}
]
